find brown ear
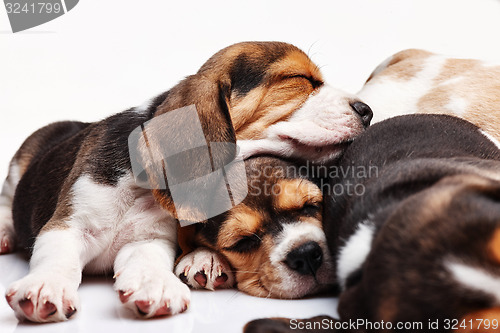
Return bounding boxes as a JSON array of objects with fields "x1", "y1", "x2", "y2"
[{"x1": 129, "y1": 75, "x2": 237, "y2": 226}]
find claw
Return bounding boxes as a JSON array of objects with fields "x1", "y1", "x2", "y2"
[
  {"x1": 5, "y1": 290, "x2": 15, "y2": 306},
  {"x1": 214, "y1": 273, "x2": 229, "y2": 289},
  {"x1": 119, "y1": 290, "x2": 133, "y2": 303},
  {"x1": 65, "y1": 305, "x2": 77, "y2": 319},
  {"x1": 153, "y1": 301, "x2": 172, "y2": 317}
]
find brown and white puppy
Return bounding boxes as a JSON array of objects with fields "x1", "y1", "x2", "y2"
[
  {"x1": 0, "y1": 41, "x2": 369, "y2": 323},
  {"x1": 245, "y1": 114, "x2": 500, "y2": 332},
  {"x1": 175, "y1": 156, "x2": 335, "y2": 298},
  {"x1": 357, "y1": 49, "x2": 500, "y2": 142}
]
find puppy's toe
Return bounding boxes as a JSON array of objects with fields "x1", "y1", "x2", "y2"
[
  {"x1": 175, "y1": 248, "x2": 235, "y2": 290},
  {"x1": 5, "y1": 274, "x2": 80, "y2": 322},
  {"x1": 114, "y1": 268, "x2": 190, "y2": 318}
]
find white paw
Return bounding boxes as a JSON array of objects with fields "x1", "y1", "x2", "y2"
[
  {"x1": 0, "y1": 206, "x2": 15, "y2": 254},
  {"x1": 5, "y1": 273, "x2": 80, "y2": 322},
  {"x1": 175, "y1": 248, "x2": 235, "y2": 290},
  {"x1": 114, "y1": 265, "x2": 190, "y2": 318}
]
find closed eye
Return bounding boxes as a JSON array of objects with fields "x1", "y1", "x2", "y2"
[
  {"x1": 300, "y1": 203, "x2": 321, "y2": 216},
  {"x1": 286, "y1": 74, "x2": 323, "y2": 88},
  {"x1": 224, "y1": 234, "x2": 262, "y2": 253}
]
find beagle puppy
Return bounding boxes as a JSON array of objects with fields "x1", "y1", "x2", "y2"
[
  {"x1": 357, "y1": 49, "x2": 500, "y2": 142},
  {"x1": 246, "y1": 114, "x2": 500, "y2": 332},
  {"x1": 0, "y1": 41, "x2": 370, "y2": 322},
  {"x1": 175, "y1": 156, "x2": 335, "y2": 298}
]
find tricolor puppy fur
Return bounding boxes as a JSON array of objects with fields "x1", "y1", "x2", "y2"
[
  {"x1": 175, "y1": 156, "x2": 335, "y2": 298},
  {"x1": 357, "y1": 49, "x2": 500, "y2": 142},
  {"x1": 246, "y1": 114, "x2": 500, "y2": 332},
  {"x1": 0, "y1": 41, "x2": 370, "y2": 323}
]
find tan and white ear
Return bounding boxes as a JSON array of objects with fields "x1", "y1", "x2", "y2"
[{"x1": 128, "y1": 77, "x2": 244, "y2": 226}]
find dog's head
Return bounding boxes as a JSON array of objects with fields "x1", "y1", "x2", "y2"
[
  {"x1": 193, "y1": 156, "x2": 335, "y2": 298},
  {"x1": 136, "y1": 41, "x2": 372, "y2": 224},
  {"x1": 338, "y1": 174, "x2": 500, "y2": 329},
  {"x1": 153, "y1": 41, "x2": 372, "y2": 164}
]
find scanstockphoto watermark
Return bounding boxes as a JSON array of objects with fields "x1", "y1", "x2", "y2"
[
  {"x1": 290, "y1": 318, "x2": 424, "y2": 331},
  {"x1": 247, "y1": 162, "x2": 379, "y2": 198},
  {"x1": 290, "y1": 318, "x2": 500, "y2": 331}
]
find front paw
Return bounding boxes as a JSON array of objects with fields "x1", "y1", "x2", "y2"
[
  {"x1": 175, "y1": 248, "x2": 235, "y2": 290},
  {"x1": 5, "y1": 273, "x2": 79, "y2": 322},
  {"x1": 114, "y1": 266, "x2": 190, "y2": 318}
]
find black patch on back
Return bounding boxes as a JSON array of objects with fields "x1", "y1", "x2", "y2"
[
  {"x1": 12, "y1": 121, "x2": 91, "y2": 252},
  {"x1": 88, "y1": 110, "x2": 149, "y2": 185}
]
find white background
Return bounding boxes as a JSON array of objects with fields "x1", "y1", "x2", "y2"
[{"x1": 1, "y1": 0, "x2": 500, "y2": 332}]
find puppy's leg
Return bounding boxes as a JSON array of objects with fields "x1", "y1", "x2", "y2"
[
  {"x1": 113, "y1": 238, "x2": 191, "y2": 318},
  {"x1": 5, "y1": 228, "x2": 84, "y2": 322},
  {"x1": 0, "y1": 162, "x2": 20, "y2": 254},
  {"x1": 175, "y1": 247, "x2": 235, "y2": 290}
]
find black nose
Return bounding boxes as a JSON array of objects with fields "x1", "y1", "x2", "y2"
[
  {"x1": 350, "y1": 101, "x2": 373, "y2": 127},
  {"x1": 285, "y1": 241, "x2": 323, "y2": 276}
]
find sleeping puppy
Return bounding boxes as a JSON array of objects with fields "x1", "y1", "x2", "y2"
[
  {"x1": 245, "y1": 114, "x2": 500, "y2": 332},
  {"x1": 176, "y1": 156, "x2": 335, "y2": 298},
  {"x1": 357, "y1": 49, "x2": 500, "y2": 142},
  {"x1": 329, "y1": 114, "x2": 500, "y2": 331},
  {"x1": 0, "y1": 41, "x2": 369, "y2": 323}
]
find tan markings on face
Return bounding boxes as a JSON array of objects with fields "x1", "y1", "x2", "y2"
[
  {"x1": 456, "y1": 307, "x2": 500, "y2": 332},
  {"x1": 274, "y1": 179, "x2": 322, "y2": 212},
  {"x1": 488, "y1": 228, "x2": 500, "y2": 264},
  {"x1": 269, "y1": 49, "x2": 323, "y2": 80},
  {"x1": 417, "y1": 58, "x2": 500, "y2": 142},
  {"x1": 222, "y1": 234, "x2": 279, "y2": 298},
  {"x1": 213, "y1": 176, "x2": 325, "y2": 298},
  {"x1": 217, "y1": 204, "x2": 281, "y2": 297},
  {"x1": 214, "y1": 203, "x2": 279, "y2": 297},
  {"x1": 368, "y1": 49, "x2": 432, "y2": 82},
  {"x1": 217, "y1": 204, "x2": 264, "y2": 250},
  {"x1": 232, "y1": 50, "x2": 324, "y2": 140}
]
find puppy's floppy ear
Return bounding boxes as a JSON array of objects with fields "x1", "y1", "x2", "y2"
[
  {"x1": 129, "y1": 75, "x2": 238, "y2": 225},
  {"x1": 154, "y1": 76, "x2": 235, "y2": 169}
]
